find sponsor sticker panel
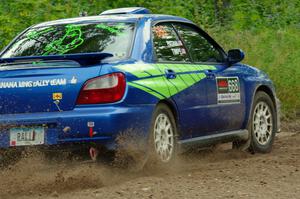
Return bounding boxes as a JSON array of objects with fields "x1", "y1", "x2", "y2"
[{"x1": 217, "y1": 77, "x2": 241, "y2": 104}]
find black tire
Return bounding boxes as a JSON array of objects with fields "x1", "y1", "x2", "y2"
[
  {"x1": 147, "y1": 103, "x2": 178, "y2": 165},
  {"x1": 234, "y1": 91, "x2": 276, "y2": 153}
]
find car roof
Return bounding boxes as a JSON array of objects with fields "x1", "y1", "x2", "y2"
[{"x1": 33, "y1": 14, "x2": 193, "y2": 28}]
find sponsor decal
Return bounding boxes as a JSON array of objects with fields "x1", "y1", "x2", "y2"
[
  {"x1": 217, "y1": 77, "x2": 241, "y2": 104},
  {"x1": 52, "y1": 93, "x2": 63, "y2": 100},
  {"x1": 153, "y1": 26, "x2": 168, "y2": 38},
  {"x1": 70, "y1": 76, "x2": 78, "y2": 84}
]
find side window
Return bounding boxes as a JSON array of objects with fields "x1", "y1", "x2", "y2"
[
  {"x1": 152, "y1": 23, "x2": 190, "y2": 62},
  {"x1": 173, "y1": 24, "x2": 224, "y2": 63}
]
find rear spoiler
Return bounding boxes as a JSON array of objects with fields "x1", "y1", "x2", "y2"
[{"x1": 0, "y1": 53, "x2": 113, "y2": 66}]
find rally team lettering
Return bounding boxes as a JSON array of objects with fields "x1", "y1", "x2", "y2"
[{"x1": 0, "y1": 78, "x2": 67, "y2": 89}]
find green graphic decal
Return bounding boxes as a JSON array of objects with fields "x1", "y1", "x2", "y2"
[
  {"x1": 95, "y1": 23, "x2": 125, "y2": 35},
  {"x1": 27, "y1": 27, "x2": 55, "y2": 40},
  {"x1": 116, "y1": 64, "x2": 215, "y2": 79},
  {"x1": 131, "y1": 76, "x2": 171, "y2": 98},
  {"x1": 115, "y1": 64, "x2": 155, "y2": 78},
  {"x1": 116, "y1": 64, "x2": 216, "y2": 99},
  {"x1": 43, "y1": 25, "x2": 84, "y2": 55},
  {"x1": 128, "y1": 82, "x2": 165, "y2": 99}
]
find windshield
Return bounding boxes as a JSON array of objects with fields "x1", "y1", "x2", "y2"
[{"x1": 1, "y1": 22, "x2": 135, "y2": 59}]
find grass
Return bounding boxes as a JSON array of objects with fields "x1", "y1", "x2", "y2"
[{"x1": 210, "y1": 27, "x2": 300, "y2": 118}]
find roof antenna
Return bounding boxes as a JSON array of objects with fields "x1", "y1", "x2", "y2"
[{"x1": 79, "y1": 11, "x2": 88, "y2": 17}]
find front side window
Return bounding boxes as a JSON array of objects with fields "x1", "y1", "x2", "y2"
[
  {"x1": 1, "y1": 22, "x2": 135, "y2": 59},
  {"x1": 152, "y1": 23, "x2": 190, "y2": 62},
  {"x1": 173, "y1": 23, "x2": 224, "y2": 63}
]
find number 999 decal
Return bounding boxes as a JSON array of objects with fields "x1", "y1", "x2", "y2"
[{"x1": 217, "y1": 77, "x2": 241, "y2": 104}]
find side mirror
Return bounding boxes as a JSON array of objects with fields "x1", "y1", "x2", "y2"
[{"x1": 227, "y1": 49, "x2": 245, "y2": 65}]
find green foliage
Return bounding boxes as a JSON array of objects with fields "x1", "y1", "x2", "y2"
[
  {"x1": 0, "y1": 0, "x2": 299, "y2": 117},
  {"x1": 229, "y1": 0, "x2": 300, "y2": 30},
  {"x1": 1, "y1": 0, "x2": 299, "y2": 50}
]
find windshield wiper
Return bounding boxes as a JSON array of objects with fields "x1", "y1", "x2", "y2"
[{"x1": 0, "y1": 52, "x2": 113, "y2": 66}]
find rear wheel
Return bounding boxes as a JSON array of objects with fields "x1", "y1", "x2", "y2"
[
  {"x1": 234, "y1": 91, "x2": 276, "y2": 153},
  {"x1": 148, "y1": 104, "x2": 178, "y2": 164}
]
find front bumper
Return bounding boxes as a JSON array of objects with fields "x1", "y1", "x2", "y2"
[{"x1": 0, "y1": 105, "x2": 154, "y2": 149}]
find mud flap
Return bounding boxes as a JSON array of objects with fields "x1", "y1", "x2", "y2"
[{"x1": 276, "y1": 97, "x2": 281, "y2": 133}]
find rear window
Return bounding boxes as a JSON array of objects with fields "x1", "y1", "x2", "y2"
[{"x1": 1, "y1": 22, "x2": 135, "y2": 59}]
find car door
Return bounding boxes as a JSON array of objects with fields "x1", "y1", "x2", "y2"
[
  {"x1": 152, "y1": 22, "x2": 214, "y2": 139},
  {"x1": 172, "y1": 23, "x2": 246, "y2": 135}
]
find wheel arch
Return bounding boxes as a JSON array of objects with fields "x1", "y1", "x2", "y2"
[
  {"x1": 157, "y1": 99, "x2": 179, "y2": 124},
  {"x1": 256, "y1": 85, "x2": 276, "y2": 107},
  {"x1": 157, "y1": 99, "x2": 181, "y2": 132}
]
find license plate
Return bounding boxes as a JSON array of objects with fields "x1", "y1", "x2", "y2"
[{"x1": 10, "y1": 127, "x2": 45, "y2": 146}]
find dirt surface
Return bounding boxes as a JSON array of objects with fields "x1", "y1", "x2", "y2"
[{"x1": 0, "y1": 121, "x2": 299, "y2": 199}]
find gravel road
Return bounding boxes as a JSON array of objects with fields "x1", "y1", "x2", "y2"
[{"x1": 0, "y1": 121, "x2": 299, "y2": 199}]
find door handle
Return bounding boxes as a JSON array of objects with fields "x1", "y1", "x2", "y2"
[
  {"x1": 165, "y1": 69, "x2": 177, "y2": 79},
  {"x1": 204, "y1": 70, "x2": 216, "y2": 80}
]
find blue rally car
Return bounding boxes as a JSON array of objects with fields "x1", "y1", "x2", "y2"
[{"x1": 0, "y1": 7, "x2": 280, "y2": 163}]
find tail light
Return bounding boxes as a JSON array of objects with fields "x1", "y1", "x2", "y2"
[{"x1": 77, "y1": 73, "x2": 126, "y2": 104}]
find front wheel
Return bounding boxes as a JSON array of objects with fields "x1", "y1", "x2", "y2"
[
  {"x1": 234, "y1": 91, "x2": 276, "y2": 153},
  {"x1": 148, "y1": 104, "x2": 178, "y2": 164}
]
